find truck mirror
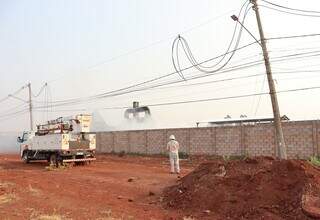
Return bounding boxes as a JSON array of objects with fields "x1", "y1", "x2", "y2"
[{"x1": 17, "y1": 137, "x2": 22, "y2": 143}]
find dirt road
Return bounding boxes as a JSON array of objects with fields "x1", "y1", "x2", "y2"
[{"x1": 0, "y1": 154, "x2": 194, "y2": 220}]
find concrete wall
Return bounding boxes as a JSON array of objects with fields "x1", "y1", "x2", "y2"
[{"x1": 96, "y1": 120, "x2": 320, "y2": 159}]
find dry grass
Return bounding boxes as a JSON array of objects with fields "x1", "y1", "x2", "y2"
[
  {"x1": 33, "y1": 214, "x2": 64, "y2": 220},
  {"x1": 96, "y1": 218, "x2": 121, "y2": 220},
  {"x1": 29, "y1": 209, "x2": 69, "y2": 220},
  {"x1": 0, "y1": 193, "x2": 16, "y2": 205},
  {"x1": 99, "y1": 209, "x2": 112, "y2": 217},
  {"x1": 96, "y1": 218, "x2": 134, "y2": 220},
  {"x1": 28, "y1": 184, "x2": 42, "y2": 196},
  {"x1": 45, "y1": 163, "x2": 71, "y2": 171},
  {"x1": 183, "y1": 217, "x2": 196, "y2": 220},
  {"x1": 96, "y1": 209, "x2": 134, "y2": 220},
  {"x1": 30, "y1": 212, "x2": 69, "y2": 220},
  {"x1": 0, "y1": 181, "x2": 15, "y2": 188}
]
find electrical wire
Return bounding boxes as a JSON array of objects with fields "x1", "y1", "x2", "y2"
[
  {"x1": 261, "y1": 0, "x2": 320, "y2": 14},
  {"x1": 33, "y1": 40, "x2": 259, "y2": 106},
  {"x1": 32, "y1": 49, "x2": 320, "y2": 110},
  {"x1": 93, "y1": 85, "x2": 320, "y2": 110},
  {"x1": 0, "y1": 108, "x2": 30, "y2": 118},
  {"x1": 48, "y1": 8, "x2": 238, "y2": 84},
  {"x1": 8, "y1": 94, "x2": 27, "y2": 103},
  {"x1": 172, "y1": 1, "x2": 251, "y2": 76},
  {"x1": 31, "y1": 33, "x2": 320, "y2": 108},
  {"x1": 267, "y1": 33, "x2": 320, "y2": 41},
  {"x1": 0, "y1": 85, "x2": 28, "y2": 105},
  {"x1": 260, "y1": 5, "x2": 320, "y2": 18},
  {"x1": 0, "y1": 103, "x2": 29, "y2": 115},
  {"x1": 32, "y1": 83, "x2": 47, "y2": 98},
  {"x1": 0, "y1": 109, "x2": 29, "y2": 123}
]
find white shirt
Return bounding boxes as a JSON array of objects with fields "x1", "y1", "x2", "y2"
[{"x1": 167, "y1": 140, "x2": 179, "y2": 154}]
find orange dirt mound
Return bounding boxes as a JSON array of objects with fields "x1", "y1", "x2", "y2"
[{"x1": 163, "y1": 157, "x2": 320, "y2": 220}]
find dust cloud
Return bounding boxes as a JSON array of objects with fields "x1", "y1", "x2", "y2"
[{"x1": 0, "y1": 132, "x2": 19, "y2": 153}]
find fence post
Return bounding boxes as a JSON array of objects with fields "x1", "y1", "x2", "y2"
[
  {"x1": 187, "y1": 128, "x2": 191, "y2": 155},
  {"x1": 112, "y1": 132, "x2": 115, "y2": 152},
  {"x1": 127, "y1": 131, "x2": 131, "y2": 153},
  {"x1": 145, "y1": 130, "x2": 148, "y2": 154}
]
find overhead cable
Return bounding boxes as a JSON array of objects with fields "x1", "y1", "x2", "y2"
[
  {"x1": 171, "y1": 1, "x2": 251, "y2": 76},
  {"x1": 32, "y1": 49, "x2": 320, "y2": 109},
  {"x1": 95, "y1": 85, "x2": 320, "y2": 110},
  {"x1": 260, "y1": 5, "x2": 320, "y2": 18},
  {"x1": 261, "y1": 0, "x2": 320, "y2": 14},
  {"x1": 32, "y1": 83, "x2": 48, "y2": 98},
  {"x1": 34, "y1": 33, "x2": 320, "y2": 107},
  {"x1": 0, "y1": 84, "x2": 28, "y2": 105}
]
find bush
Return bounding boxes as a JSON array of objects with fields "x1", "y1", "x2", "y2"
[
  {"x1": 179, "y1": 152, "x2": 189, "y2": 159},
  {"x1": 309, "y1": 156, "x2": 320, "y2": 167}
]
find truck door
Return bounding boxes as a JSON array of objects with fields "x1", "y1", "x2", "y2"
[{"x1": 19, "y1": 132, "x2": 29, "y2": 157}]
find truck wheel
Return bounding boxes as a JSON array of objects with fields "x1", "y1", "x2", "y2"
[
  {"x1": 57, "y1": 156, "x2": 64, "y2": 167},
  {"x1": 49, "y1": 154, "x2": 58, "y2": 167},
  {"x1": 22, "y1": 151, "x2": 30, "y2": 164}
]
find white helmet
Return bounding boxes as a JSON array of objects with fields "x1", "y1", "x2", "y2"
[{"x1": 169, "y1": 135, "x2": 175, "y2": 140}]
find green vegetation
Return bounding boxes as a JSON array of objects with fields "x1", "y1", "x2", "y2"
[
  {"x1": 179, "y1": 152, "x2": 189, "y2": 159},
  {"x1": 223, "y1": 155, "x2": 247, "y2": 161},
  {"x1": 309, "y1": 156, "x2": 320, "y2": 167}
]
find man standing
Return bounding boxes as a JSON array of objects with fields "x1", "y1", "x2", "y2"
[{"x1": 167, "y1": 135, "x2": 180, "y2": 174}]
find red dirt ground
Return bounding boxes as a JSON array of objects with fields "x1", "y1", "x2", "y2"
[
  {"x1": 0, "y1": 154, "x2": 196, "y2": 220},
  {"x1": 163, "y1": 157, "x2": 320, "y2": 220},
  {"x1": 2, "y1": 154, "x2": 320, "y2": 220}
]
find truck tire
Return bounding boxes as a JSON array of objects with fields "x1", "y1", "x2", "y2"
[
  {"x1": 49, "y1": 154, "x2": 58, "y2": 167},
  {"x1": 22, "y1": 151, "x2": 30, "y2": 164}
]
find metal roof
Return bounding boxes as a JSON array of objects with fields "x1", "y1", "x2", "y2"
[{"x1": 196, "y1": 115, "x2": 289, "y2": 126}]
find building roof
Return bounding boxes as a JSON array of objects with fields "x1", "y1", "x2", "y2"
[{"x1": 196, "y1": 115, "x2": 289, "y2": 126}]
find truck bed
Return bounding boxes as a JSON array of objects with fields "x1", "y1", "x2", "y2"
[{"x1": 30, "y1": 133, "x2": 96, "y2": 151}]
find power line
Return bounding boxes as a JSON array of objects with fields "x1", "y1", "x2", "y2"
[
  {"x1": 267, "y1": 33, "x2": 320, "y2": 41},
  {"x1": 8, "y1": 94, "x2": 27, "y2": 103},
  {"x1": 172, "y1": 1, "x2": 251, "y2": 75},
  {"x1": 261, "y1": 0, "x2": 320, "y2": 14},
  {"x1": 139, "y1": 71, "x2": 320, "y2": 104},
  {"x1": 31, "y1": 32, "x2": 320, "y2": 109},
  {"x1": 0, "y1": 109, "x2": 29, "y2": 123},
  {"x1": 32, "y1": 83, "x2": 47, "y2": 98},
  {"x1": 0, "y1": 108, "x2": 30, "y2": 119},
  {"x1": 95, "y1": 85, "x2": 320, "y2": 110},
  {"x1": 42, "y1": 32, "x2": 320, "y2": 107},
  {"x1": 140, "y1": 69, "x2": 320, "y2": 91},
  {"x1": 36, "y1": 40, "x2": 259, "y2": 106},
  {"x1": 48, "y1": 8, "x2": 238, "y2": 84},
  {"x1": 32, "y1": 49, "x2": 320, "y2": 110},
  {"x1": 0, "y1": 85, "x2": 28, "y2": 105},
  {"x1": 35, "y1": 108, "x2": 87, "y2": 113},
  {"x1": 0, "y1": 103, "x2": 29, "y2": 117},
  {"x1": 260, "y1": 5, "x2": 320, "y2": 18}
]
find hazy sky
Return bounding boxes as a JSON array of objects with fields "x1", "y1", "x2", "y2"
[{"x1": 0, "y1": 0, "x2": 320, "y2": 132}]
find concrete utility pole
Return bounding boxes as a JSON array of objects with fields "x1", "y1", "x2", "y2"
[
  {"x1": 251, "y1": 0, "x2": 287, "y2": 159},
  {"x1": 27, "y1": 83, "x2": 33, "y2": 131}
]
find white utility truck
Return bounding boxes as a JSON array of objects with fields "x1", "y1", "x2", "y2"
[{"x1": 17, "y1": 114, "x2": 96, "y2": 166}]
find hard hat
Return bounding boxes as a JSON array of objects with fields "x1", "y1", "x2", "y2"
[{"x1": 169, "y1": 135, "x2": 175, "y2": 140}]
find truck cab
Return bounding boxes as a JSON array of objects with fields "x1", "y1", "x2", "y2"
[{"x1": 17, "y1": 131, "x2": 35, "y2": 161}]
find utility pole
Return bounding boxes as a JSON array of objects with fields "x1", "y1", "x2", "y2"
[
  {"x1": 27, "y1": 83, "x2": 33, "y2": 131},
  {"x1": 251, "y1": 0, "x2": 287, "y2": 159}
]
